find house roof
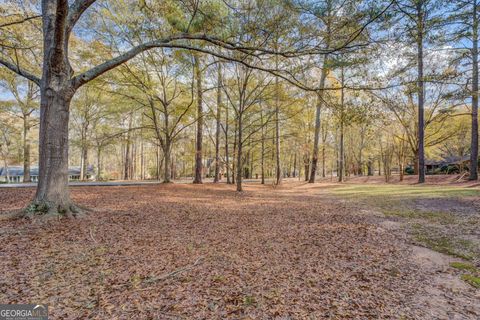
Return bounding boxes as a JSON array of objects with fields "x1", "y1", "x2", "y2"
[{"x1": 425, "y1": 155, "x2": 470, "y2": 166}]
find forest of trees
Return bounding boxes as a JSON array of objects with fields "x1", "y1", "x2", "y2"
[{"x1": 0, "y1": 0, "x2": 478, "y2": 215}]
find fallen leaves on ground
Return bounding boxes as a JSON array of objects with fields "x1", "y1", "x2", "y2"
[{"x1": 0, "y1": 183, "x2": 439, "y2": 319}]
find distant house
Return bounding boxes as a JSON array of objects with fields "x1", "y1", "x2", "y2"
[
  {"x1": 0, "y1": 166, "x2": 95, "y2": 183},
  {"x1": 425, "y1": 155, "x2": 470, "y2": 174}
]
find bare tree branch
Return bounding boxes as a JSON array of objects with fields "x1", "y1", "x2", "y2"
[
  {"x1": 0, "y1": 15, "x2": 41, "y2": 28},
  {"x1": 0, "y1": 58, "x2": 40, "y2": 84},
  {"x1": 67, "y1": 0, "x2": 97, "y2": 33}
]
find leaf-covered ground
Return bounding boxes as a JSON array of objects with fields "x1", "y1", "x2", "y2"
[{"x1": 0, "y1": 182, "x2": 477, "y2": 319}]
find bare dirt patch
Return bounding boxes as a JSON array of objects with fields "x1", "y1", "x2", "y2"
[
  {"x1": 0, "y1": 183, "x2": 476, "y2": 319},
  {"x1": 409, "y1": 246, "x2": 480, "y2": 319}
]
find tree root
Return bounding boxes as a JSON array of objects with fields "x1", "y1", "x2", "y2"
[{"x1": 21, "y1": 201, "x2": 89, "y2": 219}]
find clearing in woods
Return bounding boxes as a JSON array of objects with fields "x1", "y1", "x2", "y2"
[{"x1": 0, "y1": 181, "x2": 479, "y2": 319}]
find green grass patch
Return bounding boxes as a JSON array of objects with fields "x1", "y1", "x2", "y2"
[
  {"x1": 450, "y1": 262, "x2": 478, "y2": 273},
  {"x1": 326, "y1": 183, "x2": 480, "y2": 264},
  {"x1": 461, "y1": 274, "x2": 480, "y2": 288},
  {"x1": 412, "y1": 226, "x2": 475, "y2": 261},
  {"x1": 243, "y1": 295, "x2": 257, "y2": 306},
  {"x1": 330, "y1": 185, "x2": 480, "y2": 198},
  {"x1": 383, "y1": 209, "x2": 456, "y2": 224},
  {"x1": 450, "y1": 262, "x2": 480, "y2": 289}
]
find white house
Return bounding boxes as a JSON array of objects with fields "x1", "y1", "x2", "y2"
[{"x1": 0, "y1": 166, "x2": 95, "y2": 183}]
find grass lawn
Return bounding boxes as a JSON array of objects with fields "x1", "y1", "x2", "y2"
[{"x1": 328, "y1": 183, "x2": 480, "y2": 288}]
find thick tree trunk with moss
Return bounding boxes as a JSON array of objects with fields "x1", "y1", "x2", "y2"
[
  {"x1": 30, "y1": 86, "x2": 80, "y2": 216},
  {"x1": 26, "y1": 0, "x2": 80, "y2": 216}
]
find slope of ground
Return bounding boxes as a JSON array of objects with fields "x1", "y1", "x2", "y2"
[
  {"x1": 324, "y1": 183, "x2": 480, "y2": 319},
  {"x1": 0, "y1": 183, "x2": 478, "y2": 319}
]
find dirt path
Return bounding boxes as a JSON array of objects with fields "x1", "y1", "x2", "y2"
[
  {"x1": 0, "y1": 183, "x2": 477, "y2": 319},
  {"x1": 378, "y1": 220, "x2": 480, "y2": 319}
]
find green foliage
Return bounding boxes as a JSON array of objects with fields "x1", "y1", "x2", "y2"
[{"x1": 440, "y1": 165, "x2": 460, "y2": 174}]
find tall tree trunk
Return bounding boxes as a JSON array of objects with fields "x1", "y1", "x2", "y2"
[
  {"x1": 321, "y1": 144, "x2": 326, "y2": 178},
  {"x1": 96, "y1": 146, "x2": 102, "y2": 180},
  {"x1": 339, "y1": 123, "x2": 345, "y2": 182},
  {"x1": 309, "y1": 67, "x2": 328, "y2": 183},
  {"x1": 124, "y1": 139, "x2": 130, "y2": 180},
  {"x1": 248, "y1": 137, "x2": 253, "y2": 179},
  {"x1": 29, "y1": 0, "x2": 82, "y2": 215},
  {"x1": 156, "y1": 145, "x2": 161, "y2": 180},
  {"x1": 261, "y1": 139, "x2": 265, "y2": 184},
  {"x1": 214, "y1": 63, "x2": 222, "y2": 183},
  {"x1": 338, "y1": 67, "x2": 345, "y2": 183},
  {"x1": 293, "y1": 152, "x2": 297, "y2": 178},
  {"x1": 81, "y1": 145, "x2": 88, "y2": 180},
  {"x1": 22, "y1": 114, "x2": 31, "y2": 182},
  {"x1": 3, "y1": 159, "x2": 9, "y2": 182},
  {"x1": 304, "y1": 154, "x2": 310, "y2": 181},
  {"x1": 80, "y1": 146, "x2": 85, "y2": 181},
  {"x1": 193, "y1": 55, "x2": 203, "y2": 184},
  {"x1": 225, "y1": 102, "x2": 231, "y2": 184},
  {"x1": 140, "y1": 139, "x2": 145, "y2": 180},
  {"x1": 33, "y1": 89, "x2": 76, "y2": 214},
  {"x1": 399, "y1": 162, "x2": 404, "y2": 182},
  {"x1": 232, "y1": 119, "x2": 237, "y2": 185},
  {"x1": 275, "y1": 68, "x2": 282, "y2": 185},
  {"x1": 417, "y1": 1, "x2": 426, "y2": 183},
  {"x1": 236, "y1": 113, "x2": 243, "y2": 191},
  {"x1": 358, "y1": 136, "x2": 364, "y2": 176},
  {"x1": 470, "y1": 0, "x2": 479, "y2": 180},
  {"x1": 171, "y1": 153, "x2": 175, "y2": 180},
  {"x1": 249, "y1": 142, "x2": 253, "y2": 179},
  {"x1": 131, "y1": 140, "x2": 136, "y2": 179},
  {"x1": 164, "y1": 142, "x2": 172, "y2": 183},
  {"x1": 261, "y1": 108, "x2": 266, "y2": 184},
  {"x1": 367, "y1": 159, "x2": 373, "y2": 176}
]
